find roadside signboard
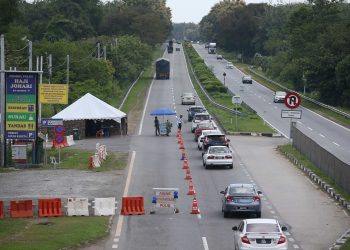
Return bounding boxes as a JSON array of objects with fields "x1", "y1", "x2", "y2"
[
  {"x1": 281, "y1": 110, "x2": 302, "y2": 119},
  {"x1": 41, "y1": 118, "x2": 63, "y2": 128},
  {"x1": 5, "y1": 72, "x2": 38, "y2": 140},
  {"x1": 232, "y1": 95, "x2": 242, "y2": 105},
  {"x1": 151, "y1": 188, "x2": 179, "y2": 214},
  {"x1": 39, "y1": 84, "x2": 68, "y2": 104},
  {"x1": 284, "y1": 92, "x2": 301, "y2": 109},
  {"x1": 54, "y1": 125, "x2": 65, "y2": 135},
  {"x1": 54, "y1": 134, "x2": 64, "y2": 144}
]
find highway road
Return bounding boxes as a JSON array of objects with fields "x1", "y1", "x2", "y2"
[
  {"x1": 105, "y1": 45, "x2": 350, "y2": 250},
  {"x1": 193, "y1": 44, "x2": 350, "y2": 165}
]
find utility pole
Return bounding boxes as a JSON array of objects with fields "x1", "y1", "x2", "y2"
[
  {"x1": 48, "y1": 54, "x2": 52, "y2": 84},
  {"x1": 0, "y1": 34, "x2": 5, "y2": 167},
  {"x1": 28, "y1": 40, "x2": 32, "y2": 71},
  {"x1": 103, "y1": 46, "x2": 106, "y2": 61},
  {"x1": 97, "y1": 43, "x2": 100, "y2": 61},
  {"x1": 66, "y1": 55, "x2": 69, "y2": 85}
]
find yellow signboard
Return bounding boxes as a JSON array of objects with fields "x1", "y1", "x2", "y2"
[
  {"x1": 39, "y1": 84, "x2": 68, "y2": 104},
  {"x1": 6, "y1": 121, "x2": 36, "y2": 131},
  {"x1": 6, "y1": 103, "x2": 36, "y2": 113}
]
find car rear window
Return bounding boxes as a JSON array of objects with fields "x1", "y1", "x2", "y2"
[
  {"x1": 207, "y1": 135, "x2": 225, "y2": 141},
  {"x1": 229, "y1": 187, "x2": 255, "y2": 195},
  {"x1": 195, "y1": 115, "x2": 210, "y2": 121},
  {"x1": 246, "y1": 223, "x2": 279, "y2": 233},
  {"x1": 191, "y1": 108, "x2": 204, "y2": 113},
  {"x1": 197, "y1": 123, "x2": 214, "y2": 129},
  {"x1": 209, "y1": 147, "x2": 230, "y2": 154}
]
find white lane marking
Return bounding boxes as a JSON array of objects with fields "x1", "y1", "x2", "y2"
[
  {"x1": 293, "y1": 244, "x2": 300, "y2": 249},
  {"x1": 285, "y1": 232, "x2": 291, "y2": 236},
  {"x1": 138, "y1": 77, "x2": 154, "y2": 135},
  {"x1": 307, "y1": 127, "x2": 313, "y2": 131},
  {"x1": 297, "y1": 121, "x2": 302, "y2": 124},
  {"x1": 202, "y1": 237, "x2": 210, "y2": 250},
  {"x1": 274, "y1": 106, "x2": 278, "y2": 109},
  {"x1": 114, "y1": 151, "x2": 136, "y2": 238},
  {"x1": 112, "y1": 244, "x2": 118, "y2": 249},
  {"x1": 197, "y1": 214, "x2": 202, "y2": 219},
  {"x1": 343, "y1": 210, "x2": 349, "y2": 217},
  {"x1": 333, "y1": 142, "x2": 340, "y2": 146},
  {"x1": 268, "y1": 102, "x2": 271, "y2": 105},
  {"x1": 270, "y1": 210, "x2": 276, "y2": 214},
  {"x1": 289, "y1": 238, "x2": 295, "y2": 242},
  {"x1": 113, "y1": 238, "x2": 119, "y2": 242},
  {"x1": 319, "y1": 134, "x2": 325, "y2": 138}
]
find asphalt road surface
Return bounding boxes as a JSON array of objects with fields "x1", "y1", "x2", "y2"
[
  {"x1": 107, "y1": 45, "x2": 350, "y2": 250},
  {"x1": 193, "y1": 44, "x2": 350, "y2": 165}
]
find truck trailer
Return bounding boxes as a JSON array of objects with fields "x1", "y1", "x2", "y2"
[
  {"x1": 208, "y1": 42, "x2": 216, "y2": 54},
  {"x1": 155, "y1": 58, "x2": 170, "y2": 79},
  {"x1": 167, "y1": 40, "x2": 174, "y2": 53}
]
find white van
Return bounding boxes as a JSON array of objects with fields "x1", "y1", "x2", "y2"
[{"x1": 191, "y1": 113, "x2": 211, "y2": 132}]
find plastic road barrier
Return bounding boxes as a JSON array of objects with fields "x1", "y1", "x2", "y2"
[
  {"x1": 10, "y1": 200, "x2": 33, "y2": 218},
  {"x1": 38, "y1": 198, "x2": 63, "y2": 217},
  {"x1": 66, "y1": 198, "x2": 89, "y2": 216},
  {"x1": 93, "y1": 198, "x2": 117, "y2": 216},
  {"x1": 121, "y1": 197, "x2": 145, "y2": 215}
]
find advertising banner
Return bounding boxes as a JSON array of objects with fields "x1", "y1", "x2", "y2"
[{"x1": 5, "y1": 72, "x2": 38, "y2": 140}]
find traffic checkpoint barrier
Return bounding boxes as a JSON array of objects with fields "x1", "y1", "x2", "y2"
[
  {"x1": 0, "y1": 201, "x2": 3, "y2": 219},
  {"x1": 187, "y1": 180, "x2": 196, "y2": 195},
  {"x1": 150, "y1": 188, "x2": 179, "y2": 214},
  {"x1": 93, "y1": 197, "x2": 117, "y2": 216},
  {"x1": 66, "y1": 135, "x2": 75, "y2": 146},
  {"x1": 121, "y1": 197, "x2": 145, "y2": 215},
  {"x1": 38, "y1": 198, "x2": 63, "y2": 217},
  {"x1": 66, "y1": 198, "x2": 89, "y2": 216},
  {"x1": 89, "y1": 143, "x2": 108, "y2": 169},
  {"x1": 10, "y1": 200, "x2": 33, "y2": 218}
]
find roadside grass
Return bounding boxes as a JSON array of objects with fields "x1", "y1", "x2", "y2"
[
  {"x1": 0, "y1": 217, "x2": 110, "y2": 250},
  {"x1": 218, "y1": 50, "x2": 350, "y2": 128},
  {"x1": 184, "y1": 46, "x2": 274, "y2": 133},
  {"x1": 341, "y1": 239, "x2": 350, "y2": 250},
  {"x1": 44, "y1": 148, "x2": 128, "y2": 171},
  {"x1": 278, "y1": 144, "x2": 350, "y2": 202}
]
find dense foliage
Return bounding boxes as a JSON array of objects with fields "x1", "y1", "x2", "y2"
[
  {"x1": 199, "y1": 0, "x2": 350, "y2": 108},
  {"x1": 171, "y1": 23, "x2": 200, "y2": 42},
  {"x1": 0, "y1": 0, "x2": 172, "y2": 110}
]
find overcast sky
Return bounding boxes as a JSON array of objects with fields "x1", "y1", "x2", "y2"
[{"x1": 167, "y1": 0, "x2": 305, "y2": 23}]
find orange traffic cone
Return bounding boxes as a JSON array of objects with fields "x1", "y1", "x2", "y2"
[
  {"x1": 179, "y1": 141, "x2": 185, "y2": 149},
  {"x1": 184, "y1": 168, "x2": 192, "y2": 180},
  {"x1": 191, "y1": 197, "x2": 201, "y2": 214},
  {"x1": 187, "y1": 180, "x2": 196, "y2": 195},
  {"x1": 182, "y1": 161, "x2": 189, "y2": 169},
  {"x1": 183, "y1": 158, "x2": 188, "y2": 165}
]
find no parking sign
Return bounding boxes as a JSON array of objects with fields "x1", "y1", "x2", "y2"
[{"x1": 284, "y1": 92, "x2": 301, "y2": 109}]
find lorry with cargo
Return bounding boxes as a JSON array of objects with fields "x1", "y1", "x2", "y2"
[
  {"x1": 167, "y1": 40, "x2": 173, "y2": 53},
  {"x1": 208, "y1": 43, "x2": 216, "y2": 54},
  {"x1": 155, "y1": 58, "x2": 170, "y2": 79}
]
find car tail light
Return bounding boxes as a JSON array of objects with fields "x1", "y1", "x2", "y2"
[
  {"x1": 207, "y1": 155, "x2": 215, "y2": 159},
  {"x1": 241, "y1": 235, "x2": 250, "y2": 244},
  {"x1": 225, "y1": 195, "x2": 234, "y2": 201},
  {"x1": 254, "y1": 195, "x2": 261, "y2": 201},
  {"x1": 277, "y1": 235, "x2": 286, "y2": 244},
  {"x1": 225, "y1": 155, "x2": 232, "y2": 159}
]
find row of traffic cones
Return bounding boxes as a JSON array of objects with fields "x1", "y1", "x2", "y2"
[{"x1": 177, "y1": 128, "x2": 200, "y2": 215}]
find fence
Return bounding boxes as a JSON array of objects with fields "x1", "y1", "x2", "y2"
[{"x1": 292, "y1": 124, "x2": 350, "y2": 194}]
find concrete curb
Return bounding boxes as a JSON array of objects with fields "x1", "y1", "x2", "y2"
[
  {"x1": 228, "y1": 132, "x2": 283, "y2": 137},
  {"x1": 278, "y1": 146, "x2": 350, "y2": 250}
]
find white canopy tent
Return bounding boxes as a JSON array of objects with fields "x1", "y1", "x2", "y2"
[{"x1": 52, "y1": 93, "x2": 126, "y2": 122}]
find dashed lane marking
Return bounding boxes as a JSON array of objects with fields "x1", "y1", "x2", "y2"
[
  {"x1": 197, "y1": 214, "x2": 202, "y2": 219},
  {"x1": 333, "y1": 142, "x2": 340, "y2": 146},
  {"x1": 293, "y1": 244, "x2": 300, "y2": 249},
  {"x1": 307, "y1": 127, "x2": 313, "y2": 131},
  {"x1": 270, "y1": 210, "x2": 276, "y2": 214},
  {"x1": 202, "y1": 237, "x2": 210, "y2": 250},
  {"x1": 289, "y1": 238, "x2": 295, "y2": 242},
  {"x1": 343, "y1": 210, "x2": 349, "y2": 217},
  {"x1": 319, "y1": 134, "x2": 325, "y2": 138},
  {"x1": 113, "y1": 238, "x2": 119, "y2": 242},
  {"x1": 112, "y1": 244, "x2": 118, "y2": 249},
  {"x1": 285, "y1": 232, "x2": 291, "y2": 236}
]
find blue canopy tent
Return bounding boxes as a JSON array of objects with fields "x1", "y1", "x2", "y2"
[{"x1": 150, "y1": 108, "x2": 176, "y2": 135}]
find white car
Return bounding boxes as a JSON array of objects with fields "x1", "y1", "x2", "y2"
[
  {"x1": 232, "y1": 219, "x2": 288, "y2": 250},
  {"x1": 181, "y1": 92, "x2": 195, "y2": 105},
  {"x1": 226, "y1": 62, "x2": 234, "y2": 69},
  {"x1": 191, "y1": 112, "x2": 211, "y2": 132},
  {"x1": 202, "y1": 146, "x2": 233, "y2": 169},
  {"x1": 197, "y1": 130, "x2": 221, "y2": 150},
  {"x1": 274, "y1": 91, "x2": 287, "y2": 103},
  {"x1": 217, "y1": 54, "x2": 223, "y2": 60},
  {"x1": 242, "y1": 75, "x2": 253, "y2": 84}
]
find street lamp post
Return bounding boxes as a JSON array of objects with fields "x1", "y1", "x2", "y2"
[{"x1": 223, "y1": 72, "x2": 226, "y2": 86}]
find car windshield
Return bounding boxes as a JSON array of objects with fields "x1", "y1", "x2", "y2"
[
  {"x1": 276, "y1": 92, "x2": 286, "y2": 96},
  {"x1": 190, "y1": 108, "x2": 204, "y2": 113},
  {"x1": 195, "y1": 115, "x2": 210, "y2": 121},
  {"x1": 229, "y1": 186, "x2": 255, "y2": 195},
  {"x1": 209, "y1": 147, "x2": 230, "y2": 154},
  {"x1": 183, "y1": 93, "x2": 193, "y2": 97},
  {"x1": 246, "y1": 223, "x2": 280, "y2": 233}
]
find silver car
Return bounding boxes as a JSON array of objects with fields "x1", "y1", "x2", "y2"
[
  {"x1": 232, "y1": 219, "x2": 288, "y2": 250},
  {"x1": 181, "y1": 92, "x2": 195, "y2": 105},
  {"x1": 197, "y1": 130, "x2": 221, "y2": 150},
  {"x1": 203, "y1": 146, "x2": 233, "y2": 169},
  {"x1": 220, "y1": 183, "x2": 262, "y2": 218},
  {"x1": 273, "y1": 91, "x2": 287, "y2": 103},
  {"x1": 191, "y1": 112, "x2": 211, "y2": 132}
]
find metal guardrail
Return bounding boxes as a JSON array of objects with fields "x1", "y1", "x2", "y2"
[
  {"x1": 184, "y1": 48, "x2": 241, "y2": 116},
  {"x1": 118, "y1": 71, "x2": 144, "y2": 110},
  {"x1": 247, "y1": 68, "x2": 350, "y2": 119}
]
